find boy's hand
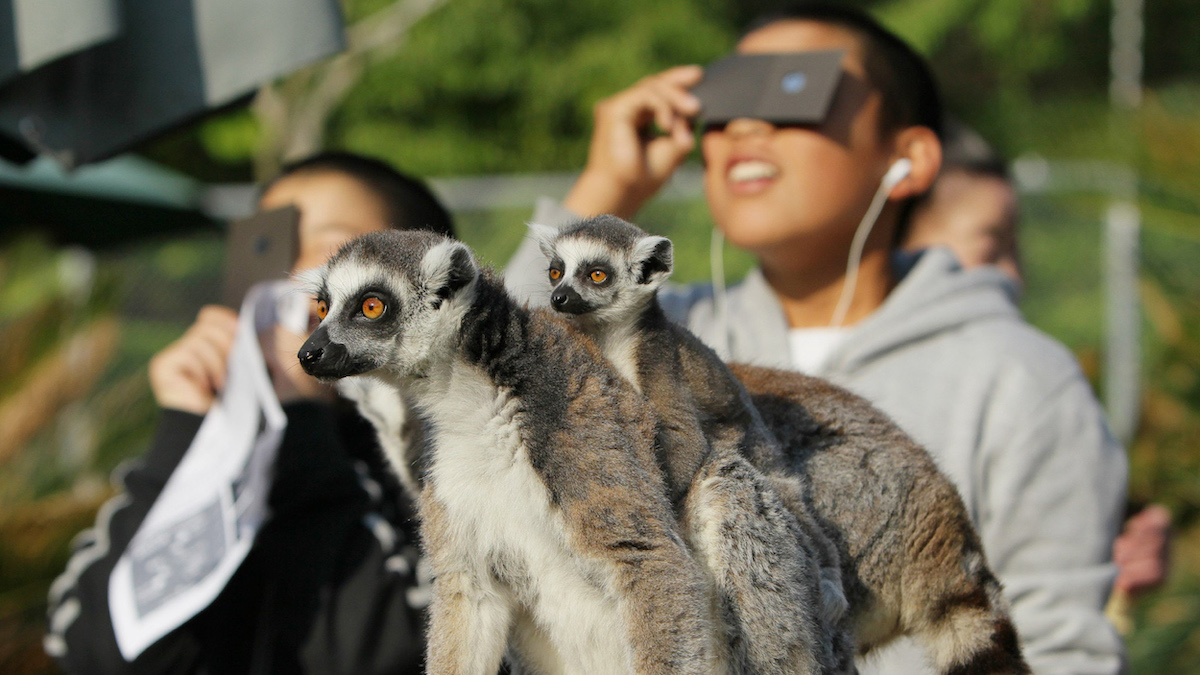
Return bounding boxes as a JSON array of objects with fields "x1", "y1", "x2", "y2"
[
  {"x1": 1113, "y1": 504, "x2": 1172, "y2": 596},
  {"x1": 150, "y1": 305, "x2": 333, "y2": 416},
  {"x1": 565, "y1": 65, "x2": 704, "y2": 220},
  {"x1": 149, "y1": 306, "x2": 238, "y2": 415}
]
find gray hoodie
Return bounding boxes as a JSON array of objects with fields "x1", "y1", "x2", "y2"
[{"x1": 507, "y1": 198, "x2": 1128, "y2": 675}]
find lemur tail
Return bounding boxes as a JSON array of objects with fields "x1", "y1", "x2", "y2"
[
  {"x1": 914, "y1": 578, "x2": 1030, "y2": 674},
  {"x1": 904, "y1": 510, "x2": 1031, "y2": 675}
]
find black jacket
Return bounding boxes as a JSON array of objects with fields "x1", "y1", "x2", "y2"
[{"x1": 46, "y1": 402, "x2": 427, "y2": 675}]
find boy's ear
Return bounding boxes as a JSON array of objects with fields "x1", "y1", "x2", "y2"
[
  {"x1": 527, "y1": 222, "x2": 560, "y2": 259},
  {"x1": 887, "y1": 125, "x2": 942, "y2": 201},
  {"x1": 632, "y1": 235, "x2": 673, "y2": 287},
  {"x1": 421, "y1": 240, "x2": 478, "y2": 306}
]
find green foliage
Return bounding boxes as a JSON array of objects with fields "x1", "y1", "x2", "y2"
[
  {"x1": 0, "y1": 241, "x2": 118, "y2": 399},
  {"x1": 331, "y1": 0, "x2": 734, "y2": 176},
  {"x1": 343, "y1": 0, "x2": 396, "y2": 23},
  {"x1": 875, "y1": 0, "x2": 980, "y2": 54},
  {"x1": 0, "y1": 240, "x2": 118, "y2": 490},
  {"x1": 198, "y1": 110, "x2": 262, "y2": 164},
  {"x1": 1019, "y1": 193, "x2": 1108, "y2": 355}
]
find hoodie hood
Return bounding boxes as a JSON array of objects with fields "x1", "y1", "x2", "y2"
[
  {"x1": 681, "y1": 247, "x2": 1023, "y2": 374},
  {"x1": 825, "y1": 247, "x2": 1022, "y2": 374}
]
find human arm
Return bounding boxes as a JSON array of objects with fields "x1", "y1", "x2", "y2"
[
  {"x1": 506, "y1": 66, "x2": 703, "y2": 303},
  {"x1": 147, "y1": 305, "x2": 238, "y2": 414},
  {"x1": 46, "y1": 410, "x2": 210, "y2": 673},
  {"x1": 563, "y1": 65, "x2": 703, "y2": 219},
  {"x1": 1105, "y1": 503, "x2": 1171, "y2": 635},
  {"x1": 979, "y1": 368, "x2": 1128, "y2": 675},
  {"x1": 47, "y1": 307, "x2": 237, "y2": 671},
  {"x1": 149, "y1": 304, "x2": 331, "y2": 413}
]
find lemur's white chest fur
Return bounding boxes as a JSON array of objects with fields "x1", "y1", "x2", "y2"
[
  {"x1": 593, "y1": 321, "x2": 642, "y2": 392},
  {"x1": 336, "y1": 377, "x2": 422, "y2": 496},
  {"x1": 413, "y1": 360, "x2": 635, "y2": 674}
]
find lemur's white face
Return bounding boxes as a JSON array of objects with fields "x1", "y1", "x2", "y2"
[
  {"x1": 532, "y1": 219, "x2": 673, "y2": 332},
  {"x1": 297, "y1": 232, "x2": 477, "y2": 381}
]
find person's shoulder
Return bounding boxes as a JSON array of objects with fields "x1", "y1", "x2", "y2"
[
  {"x1": 962, "y1": 313, "x2": 1083, "y2": 379},
  {"x1": 657, "y1": 279, "x2": 716, "y2": 325},
  {"x1": 660, "y1": 269, "x2": 783, "y2": 327},
  {"x1": 942, "y1": 313, "x2": 1107, "y2": 427},
  {"x1": 910, "y1": 254, "x2": 1087, "y2": 392}
]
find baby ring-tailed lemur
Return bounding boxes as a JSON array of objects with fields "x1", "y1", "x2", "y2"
[
  {"x1": 296, "y1": 230, "x2": 715, "y2": 675},
  {"x1": 533, "y1": 217, "x2": 854, "y2": 675},
  {"x1": 534, "y1": 215, "x2": 1031, "y2": 675}
]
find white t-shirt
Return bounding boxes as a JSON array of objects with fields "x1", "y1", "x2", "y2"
[{"x1": 787, "y1": 327, "x2": 848, "y2": 375}]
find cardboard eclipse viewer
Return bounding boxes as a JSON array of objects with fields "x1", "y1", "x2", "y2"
[{"x1": 692, "y1": 50, "x2": 846, "y2": 126}]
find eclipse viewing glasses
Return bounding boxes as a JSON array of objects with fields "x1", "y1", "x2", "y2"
[{"x1": 691, "y1": 50, "x2": 845, "y2": 126}]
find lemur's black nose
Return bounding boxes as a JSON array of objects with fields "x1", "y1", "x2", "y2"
[
  {"x1": 297, "y1": 326, "x2": 337, "y2": 377},
  {"x1": 297, "y1": 326, "x2": 373, "y2": 379},
  {"x1": 549, "y1": 285, "x2": 592, "y2": 315},
  {"x1": 299, "y1": 346, "x2": 324, "y2": 364}
]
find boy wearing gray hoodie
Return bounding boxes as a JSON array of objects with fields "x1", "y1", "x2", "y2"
[{"x1": 506, "y1": 5, "x2": 1127, "y2": 674}]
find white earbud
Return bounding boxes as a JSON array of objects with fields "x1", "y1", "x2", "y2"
[{"x1": 882, "y1": 158, "x2": 913, "y2": 190}]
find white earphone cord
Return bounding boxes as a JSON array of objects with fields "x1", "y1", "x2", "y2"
[
  {"x1": 710, "y1": 227, "x2": 731, "y2": 358},
  {"x1": 709, "y1": 159, "x2": 909, "y2": 349},
  {"x1": 829, "y1": 160, "x2": 910, "y2": 328}
]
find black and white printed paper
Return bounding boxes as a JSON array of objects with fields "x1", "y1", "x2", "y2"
[{"x1": 108, "y1": 280, "x2": 309, "y2": 660}]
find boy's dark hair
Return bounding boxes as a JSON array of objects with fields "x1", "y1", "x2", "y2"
[
  {"x1": 270, "y1": 151, "x2": 456, "y2": 238},
  {"x1": 743, "y1": 3, "x2": 943, "y2": 139}
]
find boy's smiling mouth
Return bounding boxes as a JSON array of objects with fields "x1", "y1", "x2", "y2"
[{"x1": 727, "y1": 158, "x2": 780, "y2": 193}]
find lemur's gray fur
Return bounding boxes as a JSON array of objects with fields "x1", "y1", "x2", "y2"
[
  {"x1": 334, "y1": 377, "x2": 429, "y2": 498},
  {"x1": 732, "y1": 364, "x2": 1030, "y2": 675},
  {"x1": 297, "y1": 230, "x2": 717, "y2": 674},
  {"x1": 533, "y1": 215, "x2": 1031, "y2": 675},
  {"x1": 534, "y1": 216, "x2": 853, "y2": 675}
]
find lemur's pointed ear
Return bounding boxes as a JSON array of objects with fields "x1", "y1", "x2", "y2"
[
  {"x1": 632, "y1": 235, "x2": 673, "y2": 287},
  {"x1": 527, "y1": 222, "x2": 560, "y2": 259},
  {"x1": 421, "y1": 240, "x2": 478, "y2": 306}
]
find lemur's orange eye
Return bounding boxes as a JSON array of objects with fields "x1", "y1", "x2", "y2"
[
  {"x1": 316, "y1": 300, "x2": 328, "y2": 320},
  {"x1": 362, "y1": 297, "x2": 385, "y2": 319},
  {"x1": 549, "y1": 268, "x2": 562, "y2": 281},
  {"x1": 589, "y1": 269, "x2": 608, "y2": 284}
]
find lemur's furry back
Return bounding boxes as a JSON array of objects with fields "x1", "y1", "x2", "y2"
[
  {"x1": 733, "y1": 364, "x2": 1029, "y2": 675},
  {"x1": 535, "y1": 216, "x2": 854, "y2": 675},
  {"x1": 534, "y1": 215, "x2": 1031, "y2": 675},
  {"x1": 296, "y1": 230, "x2": 715, "y2": 674}
]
